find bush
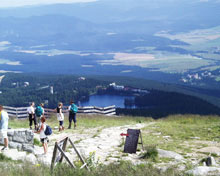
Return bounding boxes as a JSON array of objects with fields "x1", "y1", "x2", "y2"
[
  {"x1": 0, "y1": 153, "x2": 12, "y2": 162},
  {"x1": 34, "y1": 138, "x2": 41, "y2": 146},
  {"x1": 141, "y1": 145, "x2": 158, "y2": 161}
]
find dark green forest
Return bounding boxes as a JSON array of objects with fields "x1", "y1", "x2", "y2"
[
  {"x1": 0, "y1": 73, "x2": 108, "y2": 108},
  {"x1": 0, "y1": 73, "x2": 220, "y2": 118},
  {"x1": 117, "y1": 90, "x2": 220, "y2": 118}
]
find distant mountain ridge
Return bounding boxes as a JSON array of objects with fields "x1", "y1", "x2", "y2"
[{"x1": 0, "y1": 0, "x2": 220, "y2": 32}]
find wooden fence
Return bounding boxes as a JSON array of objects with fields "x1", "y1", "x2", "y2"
[{"x1": 3, "y1": 105, "x2": 116, "y2": 119}]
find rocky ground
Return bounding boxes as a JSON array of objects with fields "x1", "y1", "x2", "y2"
[{"x1": 1, "y1": 121, "x2": 220, "y2": 176}]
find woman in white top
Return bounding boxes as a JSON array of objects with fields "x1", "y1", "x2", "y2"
[
  {"x1": 36, "y1": 116, "x2": 48, "y2": 154},
  {"x1": 56, "y1": 102, "x2": 64, "y2": 131},
  {"x1": 27, "y1": 102, "x2": 37, "y2": 130}
]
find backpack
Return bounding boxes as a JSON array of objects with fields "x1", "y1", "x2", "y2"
[
  {"x1": 70, "y1": 104, "x2": 78, "y2": 113},
  {"x1": 45, "y1": 125, "x2": 52, "y2": 136},
  {"x1": 35, "y1": 106, "x2": 43, "y2": 117}
]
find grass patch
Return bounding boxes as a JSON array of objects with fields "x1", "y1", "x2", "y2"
[
  {"x1": 9, "y1": 114, "x2": 152, "y2": 130},
  {"x1": 0, "y1": 153, "x2": 12, "y2": 162},
  {"x1": 141, "y1": 145, "x2": 158, "y2": 162},
  {"x1": 33, "y1": 138, "x2": 41, "y2": 147},
  {"x1": 73, "y1": 139, "x2": 83, "y2": 144},
  {"x1": 0, "y1": 160, "x2": 184, "y2": 176},
  {"x1": 141, "y1": 114, "x2": 220, "y2": 159}
]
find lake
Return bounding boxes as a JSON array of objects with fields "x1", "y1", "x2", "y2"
[{"x1": 80, "y1": 94, "x2": 135, "y2": 108}]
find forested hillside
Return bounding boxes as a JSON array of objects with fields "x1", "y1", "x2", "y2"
[{"x1": 0, "y1": 73, "x2": 219, "y2": 118}]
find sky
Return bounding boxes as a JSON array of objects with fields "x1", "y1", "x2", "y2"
[{"x1": 0, "y1": 0, "x2": 98, "y2": 8}]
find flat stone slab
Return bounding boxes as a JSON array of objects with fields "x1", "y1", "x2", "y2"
[
  {"x1": 187, "y1": 166, "x2": 220, "y2": 176},
  {"x1": 158, "y1": 149, "x2": 184, "y2": 161},
  {"x1": 198, "y1": 147, "x2": 220, "y2": 156}
]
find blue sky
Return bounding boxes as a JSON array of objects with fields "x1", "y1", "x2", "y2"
[{"x1": 0, "y1": 0, "x2": 98, "y2": 8}]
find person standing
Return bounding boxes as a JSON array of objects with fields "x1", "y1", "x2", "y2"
[
  {"x1": 35, "y1": 103, "x2": 44, "y2": 128},
  {"x1": 57, "y1": 102, "x2": 64, "y2": 131},
  {"x1": 68, "y1": 101, "x2": 78, "y2": 129},
  {"x1": 0, "y1": 105, "x2": 9, "y2": 151},
  {"x1": 35, "y1": 116, "x2": 48, "y2": 155},
  {"x1": 27, "y1": 102, "x2": 37, "y2": 130}
]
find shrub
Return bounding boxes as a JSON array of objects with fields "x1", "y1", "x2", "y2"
[
  {"x1": 141, "y1": 145, "x2": 158, "y2": 161},
  {"x1": 34, "y1": 138, "x2": 41, "y2": 146},
  {"x1": 0, "y1": 153, "x2": 12, "y2": 162}
]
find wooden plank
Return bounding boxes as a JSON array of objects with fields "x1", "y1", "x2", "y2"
[
  {"x1": 3, "y1": 106, "x2": 17, "y2": 110},
  {"x1": 69, "y1": 139, "x2": 89, "y2": 170},
  {"x1": 8, "y1": 114, "x2": 17, "y2": 118},
  {"x1": 139, "y1": 131, "x2": 144, "y2": 150},
  {"x1": 56, "y1": 136, "x2": 69, "y2": 144},
  {"x1": 60, "y1": 137, "x2": 68, "y2": 162},
  {"x1": 57, "y1": 145, "x2": 76, "y2": 168},
  {"x1": 17, "y1": 114, "x2": 28, "y2": 118},
  {"x1": 51, "y1": 142, "x2": 58, "y2": 171},
  {"x1": 16, "y1": 110, "x2": 28, "y2": 113},
  {"x1": 5, "y1": 110, "x2": 17, "y2": 114},
  {"x1": 103, "y1": 105, "x2": 116, "y2": 110},
  {"x1": 16, "y1": 107, "x2": 29, "y2": 110},
  {"x1": 105, "y1": 112, "x2": 116, "y2": 116},
  {"x1": 4, "y1": 105, "x2": 117, "y2": 118},
  {"x1": 45, "y1": 108, "x2": 56, "y2": 112},
  {"x1": 103, "y1": 109, "x2": 116, "y2": 114}
]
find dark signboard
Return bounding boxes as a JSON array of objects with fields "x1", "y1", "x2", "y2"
[{"x1": 124, "y1": 129, "x2": 141, "y2": 154}]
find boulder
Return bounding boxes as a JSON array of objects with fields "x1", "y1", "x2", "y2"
[
  {"x1": 25, "y1": 153, "x2": 37, "y2": 164},
  {"x1": 3, "y1": 149, "x2": 27, "y2": 161},
  {"x1": 9, "y1": 141, "x2": 22, "y2": 150},
  {"x1": 22, "y1": 144, "x2": 34, "y2": 153},
  {"x1": 7, "y1": 129, "x2": 15, "y2": 136},
  {"x1": 13, "y1": 131, "x2": 27, "y2": 143},
  {"x1": 158, "y1": 149, "x2": 184, "y2": 161},
  {"x1": 199, "y1": 147, "x2": 220, "y2": 156},
  {"x1": 26, "y1": 130, "x2": 34, "y2": 143},
  {"x1": 187, "y1": 166, "x2": 220, "y2": 176},
  {"x1": 205, "y1": 156, "x2": 217, "y2": 167}
]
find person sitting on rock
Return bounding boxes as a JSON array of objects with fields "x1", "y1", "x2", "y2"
[
  {"x1": 35, "y1": 116, "x2": 48, "y2": 155},
  {"x1": 0, "y1": 105, "x2": 9, "y2": 151}
]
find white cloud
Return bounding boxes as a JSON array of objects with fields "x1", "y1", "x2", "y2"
[
  {"x1": 0, "y1": 41, "x2": 11, "y2": 46},
  {"x1": 0, "y1": 0, "x2": 97, "y2": 8}
]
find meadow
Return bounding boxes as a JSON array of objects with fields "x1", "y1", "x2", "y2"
[{"x1": 1, "y1": 114, "x2": 219, "y2": 176}]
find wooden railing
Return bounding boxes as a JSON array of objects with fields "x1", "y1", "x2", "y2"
[{"x1": 3, "y1": 105, "x2": 116, "y2": 119}]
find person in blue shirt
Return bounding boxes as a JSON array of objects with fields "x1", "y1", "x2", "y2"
[
  {"x1": 0, "y1": 105, "x2": 9, "y2": 151},
  {"x1": 68, "y1": 101, "x2": 78, "y2": 129}
]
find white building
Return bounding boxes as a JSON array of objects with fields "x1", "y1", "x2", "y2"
[
  {"x1": 109, "y1": 82, "x2": 124, "y2": 90},
  {"x1": 24, "y1": 82, "x2": 30, "y2": 87},
  {"x1": 50, "y1": 86, "x2": 54, "y2": 94}
]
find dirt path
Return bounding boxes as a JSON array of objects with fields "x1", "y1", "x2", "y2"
[
  {"x1": 71, "y1": 123, "x2": 150, "y2": 164},
  {"x1": 36, "y1": 122, "x2": 154, "y2": 165},
  {"x1": 2, "y1": 122, "x2": 154, "y2": 165}
]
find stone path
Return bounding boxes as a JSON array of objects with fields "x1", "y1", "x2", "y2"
[
  {"x1": 71, "y1": 123, "x2": 148, "y2": 164},
  {"x1": 1, "y1": 122, "x2": 150, "y2": 166}
]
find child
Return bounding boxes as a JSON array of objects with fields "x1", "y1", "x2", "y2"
[
  {"x1": 57, "y1": 102, "x2": 64, "y2": 131},
  {"x1": 36, "y1": 116, "x2": 48, "y2": 155}
]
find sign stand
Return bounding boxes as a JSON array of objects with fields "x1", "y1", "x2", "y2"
[
  {"x1": 51, "y1": 136, "x2": 89, "y2": 171},
  {"x1": 121, "y1": 129, "x2": 144, "y2": 154}
]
